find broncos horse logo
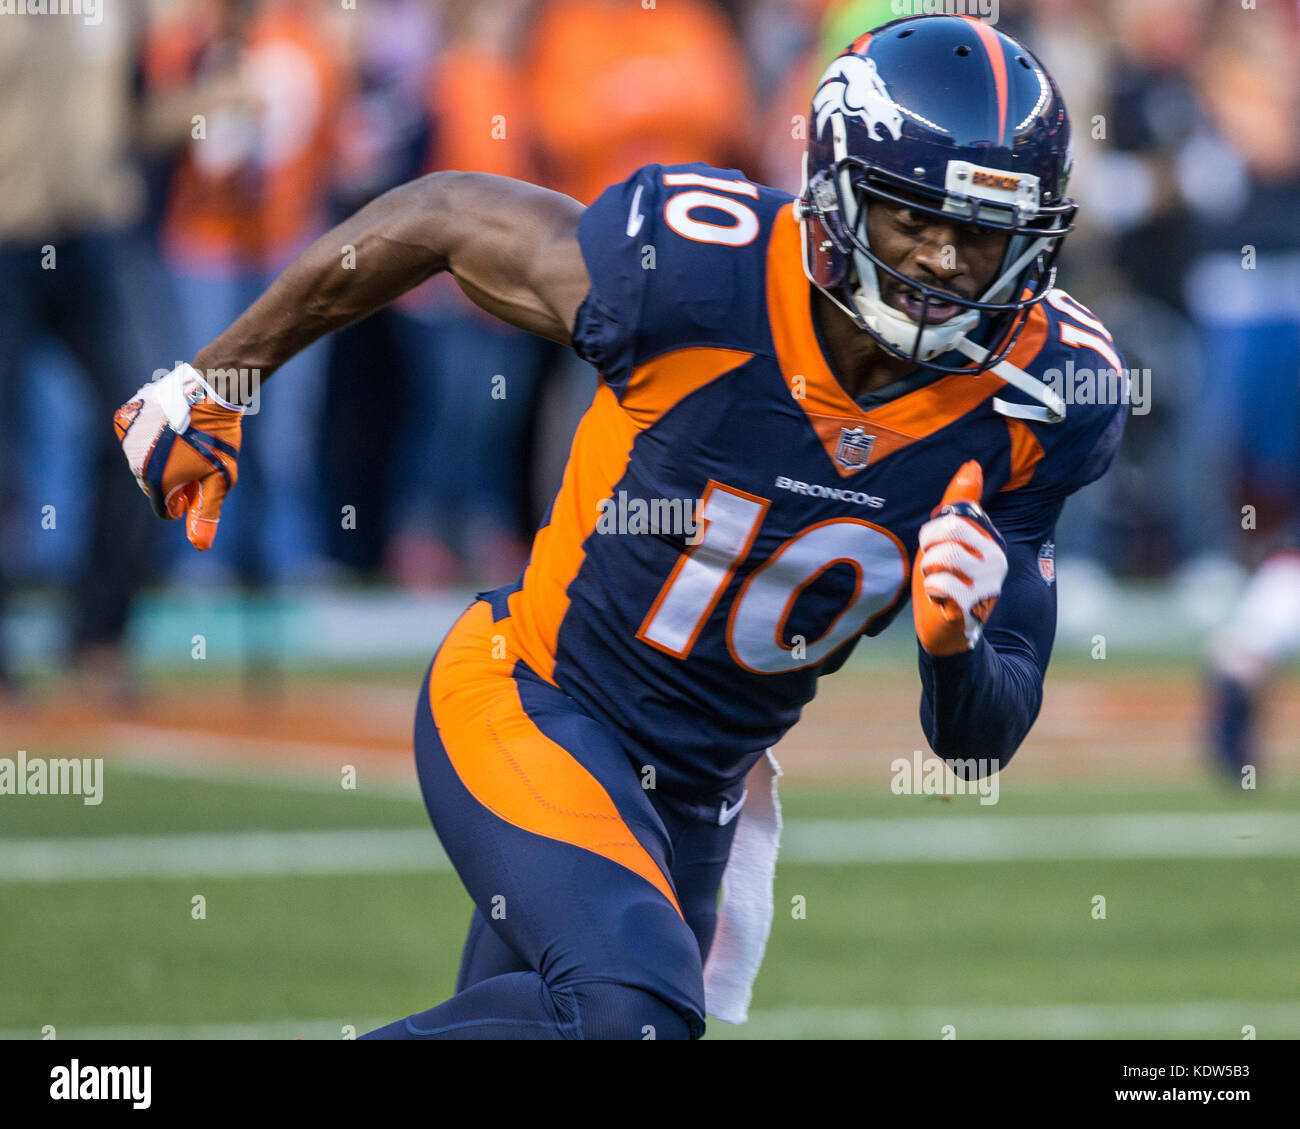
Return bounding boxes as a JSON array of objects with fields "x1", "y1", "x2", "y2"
[{"x1": 812, "y1": 55, "x2": 904, "y2": 142}]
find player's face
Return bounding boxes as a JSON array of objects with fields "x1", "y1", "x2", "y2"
[{"x1": 866, "y1": 199, "x2": 1009, "y2": 326}]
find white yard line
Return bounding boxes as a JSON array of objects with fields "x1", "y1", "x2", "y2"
[
  {"x1": 2, "y1": 1000, "x2": 1297, "y2": 1040},
  {"x1": 779, "y1": 812, "x2": 1300, "y2": 863},
  {"x1": 4, "y1": 812, "x2": 1300, "y2": 883},
  {"x1": 0, "y1": 829, "x2": 448, "y2": 882}
]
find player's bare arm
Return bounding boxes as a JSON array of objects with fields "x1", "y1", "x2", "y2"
[
  {"x1": 195, "y1": 171, "x2": 591, "y2": 399},
  {"x1": 113, "y1": 172, "x2": 589, "y2": 547}
]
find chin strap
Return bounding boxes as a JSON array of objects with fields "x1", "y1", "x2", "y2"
[{"x1": 954, "y1": 336, "x2": 1066, "y2": 423}]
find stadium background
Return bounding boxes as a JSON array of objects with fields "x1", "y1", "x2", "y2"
[{"x1": 1, "y1": 0, "x2": 1297, "y2": 1039}]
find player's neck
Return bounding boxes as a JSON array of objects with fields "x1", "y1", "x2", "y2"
[{"x1": 810, "y1": 286, "x2": 924, "y2": 404}]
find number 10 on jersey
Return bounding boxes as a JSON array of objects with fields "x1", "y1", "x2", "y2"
[{"x1": 636, "y1": 480, "x2": 909, "y2": 674}]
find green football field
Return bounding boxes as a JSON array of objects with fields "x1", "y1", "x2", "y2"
[{"x1": 4, "y1": 761, "x2": 1298, "y2": 1040}]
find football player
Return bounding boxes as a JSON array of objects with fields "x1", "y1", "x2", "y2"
[
  {"x1": 1206, "y1": 546, "x2": 1300, "y2": 777},
  {"x1": 115, "y1": 16, "x2": 1126, "y2": 1038}
]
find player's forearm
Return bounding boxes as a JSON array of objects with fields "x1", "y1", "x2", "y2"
[
  {"x1": 918, "y1": 639, "x2": 1045, "y2": 769},
  {"x1": 192, "y1": 172, "x2": 460, "y2": 401}
]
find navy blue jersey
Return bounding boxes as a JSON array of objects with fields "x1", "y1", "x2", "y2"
[{"x1": 484, "y1": 163, "x2": 1126, "y2": 795}]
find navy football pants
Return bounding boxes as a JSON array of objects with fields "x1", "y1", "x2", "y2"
[{"x1": 361, "y1": 601, "x2": 741, "y2": 1039}]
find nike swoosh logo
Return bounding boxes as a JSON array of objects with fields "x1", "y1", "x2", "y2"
[
  {"x1": 626, "y1": 184, "x2": 645, "y2": 238},
  {"x1": 718, "y1": 789, "x2": 748, "y2": 826}
]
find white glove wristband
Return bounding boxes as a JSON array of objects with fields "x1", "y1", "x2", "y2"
[{"x1": 151, "y1": 363, "x2": 246, "y2": 434}]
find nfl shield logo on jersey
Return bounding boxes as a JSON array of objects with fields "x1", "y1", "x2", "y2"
[
  {"x1": 835, "y1": 427, "x2": 875, "y2": 470},
  {"x1": 1038, "y1": 540, "x2": 1056, "y2": 585}
]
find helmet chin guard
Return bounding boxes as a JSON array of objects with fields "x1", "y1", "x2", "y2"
[
  {"x1": 849, "y1": 270, "x2": 981, "y2": 363},
  {"x1": 843, "y1": 203, "x2": 982, "y2": 363}
]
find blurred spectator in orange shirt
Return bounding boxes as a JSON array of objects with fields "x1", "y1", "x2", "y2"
[
  {"x1": 520, "y1": 0, "x2": 756, "y2": 521},
  {"x1": 430, "y1": 1, "x2": 537, "y2": 182},
  {"x1": 526, "y1": 0, "x2": 754, "y2": 203},
  {"x1": 149, "y1": 0, "x2": 348, "y2": 271},
  {"x1": 144, "y1": 0, "x2": 351, "y2": 586}
]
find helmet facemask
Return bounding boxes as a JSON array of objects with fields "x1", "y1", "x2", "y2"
[{"x1": 800, "y1": 117, "x2": 1076, "y2": 374}]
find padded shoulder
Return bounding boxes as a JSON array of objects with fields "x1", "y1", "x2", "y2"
[{"x1": 572, "y1": 162, "x2": 793, "y2": 390}]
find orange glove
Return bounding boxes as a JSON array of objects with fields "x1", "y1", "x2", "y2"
[
  {"x1": 114, "y1": 363, "x2": 245, "y2": 550},
  {"x1": 912, "y1": 460, "x2": 1008, "y2": 656}
]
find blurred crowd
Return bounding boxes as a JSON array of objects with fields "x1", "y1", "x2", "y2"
[{"x1": 1, "y1": 0, "x2": 1298, "y2": 690}]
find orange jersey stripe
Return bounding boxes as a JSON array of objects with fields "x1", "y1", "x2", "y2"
[
  {"x1": 430, "y1": 602, "x2": 681, "y2": 914},
  {"x1": 509, "y1": 349, "x2": 751, "y2": 682},
  {"x1": 766, "y1": 204, "x2": 869, "y2": 461},
  {"x1": 1001, "y1": 416, "x2": 1045, "y2": 493},
  {"x1": 620, "y1": 346, "x2": 755, "y2": 429},
  {"x1": 507, "y1": 381, "x2": 637, "y2": 684}
]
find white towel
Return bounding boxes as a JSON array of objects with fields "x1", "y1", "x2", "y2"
[{"x1": 703, "y1": 749, "x2": 783, "y2": 1024}]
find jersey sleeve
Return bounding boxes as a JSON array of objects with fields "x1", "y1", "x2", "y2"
[
  {"x1": 988, "y1": 309, "x2": 1130, "y2": 543},
  {"x1": 917, "y1": 544, "x2": 1056, "y2": 769},
  {"x1": 570, "y1": 162, "x2": 787, "y2": 393},
  {"x1": 917, "y1": 302, "x2": 1129, "y2": 767},
  {"x1": 987, "y1": 400, "x2": 1125, "y2": 544}
]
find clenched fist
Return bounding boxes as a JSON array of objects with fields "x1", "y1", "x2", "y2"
[
  {"x1": 912, "y1": 460, "x2": 1008, "y2": 656},
  {"x1": 114, "y1": 363, "x2": 245, "y2": 550}
]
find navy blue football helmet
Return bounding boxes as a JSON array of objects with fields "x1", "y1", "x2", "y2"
[{"x1": 799, "y1": 15, "x2": 1076, "y2": 378}]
